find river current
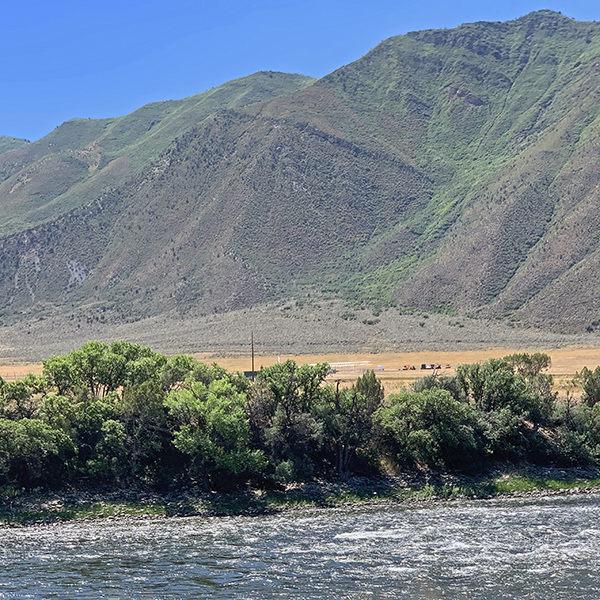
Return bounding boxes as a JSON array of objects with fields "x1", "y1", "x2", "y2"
[{"x1": 1, "y1": 493, "x2": 599, "y2": 599}]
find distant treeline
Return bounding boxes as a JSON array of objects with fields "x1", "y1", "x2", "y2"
[{"x1": 1, "y1": 341, "x2": 600, "y2": 493}]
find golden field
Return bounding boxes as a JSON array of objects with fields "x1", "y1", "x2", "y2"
[{"x1": 3, "y1": 347, "x2": 600, "y2": 395}]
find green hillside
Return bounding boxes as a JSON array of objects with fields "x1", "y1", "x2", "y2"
[
  {"x1": 0, "y1": 72, "x2": 314, "y2": 237},
  {"x1": 0, "y1": 136, "x2": 30, "y2": 154},
  {"x1": 2, "y1": 11, "x2": 600, "y2": 334}
]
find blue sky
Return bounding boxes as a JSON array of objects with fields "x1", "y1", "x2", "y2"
[{"x1": 3, "y1": 0, "x2": 599, "y2": 141}]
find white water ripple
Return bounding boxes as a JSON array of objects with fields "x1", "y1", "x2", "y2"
[{"x1": 0, "y1": 493, "x2": 599, "y2": 599}]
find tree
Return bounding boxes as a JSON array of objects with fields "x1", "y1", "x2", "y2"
[
  {"x1": 43, "y1": 354, "x2": 77, "y2": 396},
  {"x1": 1, "y1": 376, "x2": 46, "y2": 420},
  {"x1": 456, "y1": 359, "x2": 526, "y2": 413},
  {"x1": 160, "y1": 353, "x2": 200, "y2": 391},
  {"x1": 258, "y1": 360, "x2": 330, "y2": 414},
  {"x1": 43, "y1": 341, "x2": 167, "y2": 399},
  {"x1": 116, "y1": 382, "x2": 169, "y2": 480},
  {"x1": 504, "y1": 353, "x2": 551, "y2": 379},
  {"x1": 71, "y1": 393, "x2": 119, "y2": 472},
  {"x1": 167, "y1": 379, "x2": 264, "y2": 490},
  {"x1": 375, "y1": 388, "x2": 478, "y2": 468},
  {"x1": 249, "y1": 361, "x2": 329, "y2": 481},
  {"x1": 85, "y1": 419, "x2": 128, "y2": 481},
  {"x1": 36, "y1": 394, "x2": 77, "y2": 434},
  {"x1": 354, "y1": 370, "x2": 385, "y2": 413},
  {"x1": 318, "y1": 372, "x2": 384, "y2": 476},
  {"x1": 576, "y1": 366, "x2": 600, "y2": 407},
  {"x1": 504, "y1": 353, "x2": 556, "y2": 423},
  {"x1": 455, "y1": 356, "x2": 557, "y2": 460},
  {"x1": 412, "y1": 374, "x2": 463, "y2": 402}
]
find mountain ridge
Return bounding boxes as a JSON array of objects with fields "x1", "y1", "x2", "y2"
[
  {"x1": 0, "y1": 136, "x2": 30, "y2": 155},
  {"x1": 0, "y1": 71, "x2": 315, "y2": 238},
  {"x1": 2, "y1": 11, "x2": 600, "y2": 341}
]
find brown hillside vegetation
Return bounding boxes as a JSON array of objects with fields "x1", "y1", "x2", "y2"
[{"x1": 1, "y1": 299, "x2": 600, "y2": 361}]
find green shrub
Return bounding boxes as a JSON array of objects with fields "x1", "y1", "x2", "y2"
[
  {"x1": 375, "y1": 388, "x2": 478, "y2": 468},
  {"x1": 0, "y1": 418, "x2": 76, "y2": 487}
]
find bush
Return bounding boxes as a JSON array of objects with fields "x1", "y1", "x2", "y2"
[
  {"x1": 0, "y1": 418, "x2": 76, "y2": 487},
  {"x1": 375, "y1": 388, "x2": 478, "y2": 468},
  {"x1": 577, "y1": 367, "x2": 600, "y2": 407}
]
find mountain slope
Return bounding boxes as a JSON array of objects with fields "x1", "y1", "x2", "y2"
[
  {"x1": 0, "y1": 72, "x2": 314, "y2": 237},
  {"x1": 0, "y1": 137, "x2": 30, "y2": 155},
  {"x1": 2, "y1": 11, "x2": 600, "y2": 334}
]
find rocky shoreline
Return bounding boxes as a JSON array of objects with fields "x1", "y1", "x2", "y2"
[{"x1": 2, "y1": 465, "x2": 600, "y2": 527}]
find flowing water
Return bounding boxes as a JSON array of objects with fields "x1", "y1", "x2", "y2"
[{"x1": 1, "y1": 493, "x2": 600, "y2": 599}]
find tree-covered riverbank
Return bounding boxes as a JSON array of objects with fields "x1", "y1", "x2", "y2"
[
  {"x1": 3, "y1": 467, "x2": 600, "y2": 526},
  {"x1": 3, "y1": 341, "x2": 600, "y2": 520}
]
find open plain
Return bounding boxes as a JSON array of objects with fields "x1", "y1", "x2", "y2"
[
  {"x1": 2, "y1": 300, "x2": 600, "y2": 394},
  {"x1": 3, "y1": 344, "x2": 600, "y2": 396}
]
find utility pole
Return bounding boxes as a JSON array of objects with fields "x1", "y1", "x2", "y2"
[{"x1": 251, "y1": 330, "x2": 255, "y2": 382}]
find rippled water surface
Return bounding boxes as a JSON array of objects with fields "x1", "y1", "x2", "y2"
[{"x1": 1, "y1": 493, "x2": 600, "y2": 599}]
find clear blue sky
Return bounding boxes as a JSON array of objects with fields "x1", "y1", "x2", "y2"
[{"x1": 3, "y1": 0, "x2": 599, "y2": 142}]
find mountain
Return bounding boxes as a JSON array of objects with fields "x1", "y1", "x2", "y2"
[
  {"x1": 0, "y1": 137, "x2": 30, "y2": 155},
  {"x1": 1, "y1": 10, "x2": 600, "y2": 338},
  {"x1": 0, "y1": 72, "x2": 314, "y2": 237}
]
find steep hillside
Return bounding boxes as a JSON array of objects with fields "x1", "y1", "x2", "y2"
[
  {"x1": 0, "y1": 109, "x2": 430, "y2": 321},
  {"x1": 0, "y1": 72, "x2": 314, "y2": 237},
  {"x1": 0, "y1": 137, "x2": 30, "y2": 155},
  {"x1": 2, "y1": 11, "x2": 600, "y2": 336}
]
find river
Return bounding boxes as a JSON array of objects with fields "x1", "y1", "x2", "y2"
[{"x1": 1, "y1": 493, "x2": 599, "y2": 599}]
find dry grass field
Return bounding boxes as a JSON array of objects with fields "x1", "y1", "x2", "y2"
[
  {"x1": 197, "y1": 347, "x2": 600, "y2": 395},
  {"x1": 0, "y1": 363, "x2": 43, "y2": 380},
  {"x1": 5, "y1": 347, "x2": 599, "y2": 396},
  {"x1": 2, "y1": 300, "x2": 600, "y2": 396}
]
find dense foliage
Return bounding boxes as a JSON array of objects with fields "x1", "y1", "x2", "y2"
[{"x1": 1, "y1": 343, "x2": 599, "y2": 493}]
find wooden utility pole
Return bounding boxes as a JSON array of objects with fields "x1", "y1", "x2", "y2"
[{"x1": 251, "y1": 331, "x2": 255, "y2": 382}]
